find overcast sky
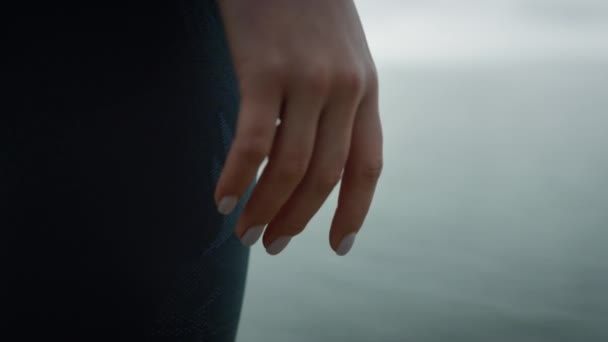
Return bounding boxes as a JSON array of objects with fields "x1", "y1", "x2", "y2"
[{"x1": 355, "y1": 0, "x2": 608, "y2": 65}]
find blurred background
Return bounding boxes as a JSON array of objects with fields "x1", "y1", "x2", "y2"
[{"x1": 237, "y1": 1, "x2": 608, "y2": 341}]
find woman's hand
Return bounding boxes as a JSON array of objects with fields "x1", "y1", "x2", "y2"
[{"x1": 215, "y1": 0, "x2": 383, "y2": 255}]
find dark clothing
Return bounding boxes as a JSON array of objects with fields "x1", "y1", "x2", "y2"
[{"x1": 3, "y1": 1, "x2": 249, "y2": 340}]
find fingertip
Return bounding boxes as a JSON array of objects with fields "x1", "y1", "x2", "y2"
[
  {"x1": 239, "y1": 224, "x2": 265, "y2": 246},
  {"x1": 265, "y1": 236, "x2": 292, "y2": 255},
  {"x1": 217, "y1": 196, "x2": 238, "y2": 215},
  {"x1": 335, "y1": 232, "x2": 357, "y2": 256}
]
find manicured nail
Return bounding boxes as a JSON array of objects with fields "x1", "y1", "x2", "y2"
[
  {"x1": 266, "y1": 236, "x2": 291, "y2": 255},
  {"x1": 336, "y1": 233, "x2": 356, "y2": 256},
  {"x1": 217, "y1": 196, "x2": 238, "y2": 215},
  {"x1": 240, "y1": 225, "x2": 265, "y2": 247}
]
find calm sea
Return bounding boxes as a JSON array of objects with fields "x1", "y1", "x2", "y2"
[{"x1": 237, "y1": 60, "x2": 608, "y2": 342}]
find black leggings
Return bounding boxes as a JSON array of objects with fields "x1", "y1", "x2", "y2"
[{"x1": 3, "y1": 1, "x2": 249, "y2": 340}]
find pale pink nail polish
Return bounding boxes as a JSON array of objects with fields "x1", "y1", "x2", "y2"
[
  {"x1": 217, "y1": 196, "x2": 238, "y2": 215},
  {"x1": 240, "y1": 225, "x2": 265, "y2": 247},
  {"x1": 336, "y1": 233, "x2": 356, "y2": 256},
  {"x1": 266, "y1": 236, "x2": 291, "y2": 255}
]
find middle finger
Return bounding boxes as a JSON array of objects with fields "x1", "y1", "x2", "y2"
[{"x1": 234, "y1": 79, "x2": 326, "y2": 247}]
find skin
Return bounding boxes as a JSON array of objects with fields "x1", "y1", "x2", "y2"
[{"x1": 215, "y1": 0, "x2": 383, "y2": 255}]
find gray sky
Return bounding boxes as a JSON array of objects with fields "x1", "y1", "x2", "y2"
[{"x1": 355, "y1": 0, "x2": 608, "y2": 65}]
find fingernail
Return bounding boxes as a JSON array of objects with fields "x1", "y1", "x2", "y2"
[
  {"x1": 217, "y1": 196, "x2": 238, "y2": 215},
  {"x1": 266, "y1": 236, "x2": 291, "y2": 255},
  {"x1": 240, "y1": 225, "x2": 265, "y2": 247},
  {"x1": 336, "y1": 233, "x2": 357, "y2": 256}
]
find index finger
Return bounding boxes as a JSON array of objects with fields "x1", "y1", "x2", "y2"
[{"x1": 214, "y1": 76, "x2": 282, "y2": 215}]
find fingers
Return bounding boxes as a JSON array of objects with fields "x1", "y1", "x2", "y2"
[
  {"x1": 214, "y1": 76, "x2": 282, "y2": 215},
  {"x1": 261, "y1": 69, "x2": 364, "y2": 254},
  {"x1": 234, "y1": 80, "x2": 325, "y2": 247},
  {"x1": 218, "y1": 53, "x2": 380, "y2": 256},
  {"x1": 329, "y1": 92, "x2": 383, "y2": 256}
]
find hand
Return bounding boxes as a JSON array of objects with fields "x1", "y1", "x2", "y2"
[{"x1": 215, "y1": 0, "x2": 383, "y2": 255}]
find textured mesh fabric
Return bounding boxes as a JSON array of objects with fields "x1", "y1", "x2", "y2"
[{"x1": 3, "y1": 1, "x2": 250, "y2": 341}]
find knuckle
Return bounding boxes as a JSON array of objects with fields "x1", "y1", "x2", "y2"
[
  {"x1": 276, "y1": 153, "x2": 309, "y2": 182},
  {"x1": 256, "y1": 54, "x2": 288, "y2": 81},
  {"x1": 240, "y1": 118, "x2": 272, "y2": 140},
  {"x1": 312, "y1": 165, "x2": 343, "y2": 193},
  {"x1": 235, "y1": 142, "x2": 268, "y2": 163},
  {"x1": 356, "y1": 158, "x2": 383, "y2": 183},
  {"x1": 333, "y1": 66, "x2": 365, "y2": 95},
  {"x1": 297, "y1": 63, "x2": 331, "y2": 95},
  {"x1": 234, "y1": 135, "x2": 270, "y2": 163},
  {"x1": 365, "y1": 64, "x2": 379, "y2": 93}
]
